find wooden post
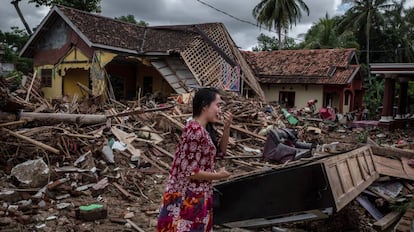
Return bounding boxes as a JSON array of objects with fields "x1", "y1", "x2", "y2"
[{"x1": 25, "y1": 70, "x2": 37, "y2": 102}]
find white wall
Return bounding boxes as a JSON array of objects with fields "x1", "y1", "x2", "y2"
[{"x1": 262, "y1": 84, "x2": 324, "y2": 110}]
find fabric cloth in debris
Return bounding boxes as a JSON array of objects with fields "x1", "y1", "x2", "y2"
[{"x1": 157, "y1": 120, "x2": 218, "y2": 232}]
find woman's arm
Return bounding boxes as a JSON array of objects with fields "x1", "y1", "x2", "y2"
[{"x1": 189, "y1": 167, "x2": 231, "y2": 181}]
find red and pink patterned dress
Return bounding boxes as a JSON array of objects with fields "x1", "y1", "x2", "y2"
[{"x1": 156, "y1": 120, "x2": 219, "y2": 232}]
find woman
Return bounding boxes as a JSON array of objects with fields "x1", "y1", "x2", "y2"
[{"x1": 156, "y1": 88, "x2": 232, "y2": 232}]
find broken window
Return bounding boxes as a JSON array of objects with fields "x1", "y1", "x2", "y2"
[
  {"x1": 143, "y1": 76, "x2": 153, "y2": 94},
  {"x1": 279, "y1": 91, "x2": 295, "y2": 108},
  {"x1": 344, "y1": 91, "x2": 350, "y2": 106},
  {"x1": 40, "y1": 68, "x2": 53, "y2": 87}
]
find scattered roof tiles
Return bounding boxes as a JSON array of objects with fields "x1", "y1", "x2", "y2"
[{"x1": 242, "y1": 49, "x2": 360, "y2": 85}]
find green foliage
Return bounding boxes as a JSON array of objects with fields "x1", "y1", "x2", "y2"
[
  {"x1": 253, "y1": 33, "x2": 298, "y2": 51},
  {"x1": 0, "y1": 27, "x2": 29, "y2": 51},
  {"x1": 0, "y1": 27, "x2": 32, "y2": 74},
  {"x1": 29, "y1": 0, "x2": 101, "y2": 12},
  {"x1": 115, "y1": 15, "x2": 149, "y2": 26},
  {"x1": 363, "y1": 78, "x2": 384, "y2": 119},
  {"x1": 299, "y1": 13, "x2": 360, "y2": 49},
  {"x1": 390, "y1": 200, "x2": 414, "y2": 213},
  {"x1": 252, "y1": 33, "x2": 279, "y2": 51},
  {"x1": 357, "y1": 130, "x2": 368, "y2": 143}
]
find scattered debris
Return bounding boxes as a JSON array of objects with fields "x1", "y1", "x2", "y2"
[{"x1": 1, "y1": 79, "x2": 414, "y2": 231}]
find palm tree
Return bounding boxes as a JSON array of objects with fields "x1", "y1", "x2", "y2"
[
  {"x1": 338, "y1": 0, "x2": 393, "y2": 83},
  {"x1": 384, "y1": 0, "x2": 414, "y2": 62},
  {"x1": 300, "y1": 14, "x2": 359, "y2": 49},
  {"x1": 252, "y1": 0, "x2": 309, "y2": 49}
]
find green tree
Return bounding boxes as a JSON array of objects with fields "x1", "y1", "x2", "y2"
[
  {"x1": 29, "y1": 0, "x2": 101, "y2": 12},
  {"x1": 300, "y1": 14, "x2": 359, "y2": 49},
  {"x1": 0, "y1": 27, "x2": 32, "y2": 74},
  {"x1": 338, "y1": 0, "x2": 393, "y2": 83},
  {"x1": 115, "y1": 15, "x2": 149, "y2": 26},
  {"x1": 383, "y1": 0, "x2": 414, "y2": 62},
  {"x1": 252, "y1": 33, "x2": 279, "y2": 51},
  {"x1": 252, "y1": 0, "x2": 309, "y2": 49}
]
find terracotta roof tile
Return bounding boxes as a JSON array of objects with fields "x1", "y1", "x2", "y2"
[
  {"x1": 242, "y1": 49, "x2": 360, "y2": 85},
  {"x1": 57, "y1": 5, "x2": 212, "y2": 52}
]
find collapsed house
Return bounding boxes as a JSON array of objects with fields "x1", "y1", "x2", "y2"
[{"x1": 19, "y1": 5, "x2": 265, "y2": 101}]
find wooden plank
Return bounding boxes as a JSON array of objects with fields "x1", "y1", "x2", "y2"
[
  {"x1": 229, "y1": 124, "x2": 266, "y2": 141},
  {"x1": 2, "y1": 127, "x2": 60, "y2": 154},
  {"x1": 373, "y1": 155, "x2": 414, "y2": 180},
  {"x1": 371, "y1": 145, "x2": 414, "y2": 158},
  {"x1": 0, "y1": 120, "x2": 26, "y2": 127},
  {"x1": 112, "y1": 182, "x2": 133, "y2": 200},
  {"x1": 126, "y1": 219, "x2": 146, "y2": 232},
  {"x1": 323, "y1": 145, "x2": 379, "y2": 211},
  {"x1": 111, "y1": 127, "x2": 141, "y2": 158},
  {"x1": 373, "y1": 211, "x2": 402, "y2": 231},
  {"x1": 25, "y1": 70, "x2": 37, "y2": 102}
]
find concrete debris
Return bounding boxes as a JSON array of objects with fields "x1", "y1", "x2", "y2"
[{"x1": 10, "y1": 158, "x2": 49, "y2": 188}]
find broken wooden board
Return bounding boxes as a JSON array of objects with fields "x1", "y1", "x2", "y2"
[
  {"x1": 373, "y1": 155, "x2": 414, "y2": 181},
  {"x1": 323, "y1": 145, "x2": 379, "y2": 211},
  {"x1": 373, "y1": 211, "x2": 402, "y2": 231},
  {"x1": 371, "y1": 145, "x2": 414, "y2": 158},
  {"x1": 111, "y1": 127, "x2": 141, "y2": 158}
]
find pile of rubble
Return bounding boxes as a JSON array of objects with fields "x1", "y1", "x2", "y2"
[{"x1": 1, "y1": 79, "x2": 414, "y2": 231}]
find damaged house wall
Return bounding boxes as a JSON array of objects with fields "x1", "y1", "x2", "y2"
[{"x1": 20, "y1": 5, "x2": 266, "y2": 101}]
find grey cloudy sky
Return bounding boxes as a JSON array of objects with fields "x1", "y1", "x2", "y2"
[{"x1": 1, "y1": 0, "x2": 414, "y2": 50}]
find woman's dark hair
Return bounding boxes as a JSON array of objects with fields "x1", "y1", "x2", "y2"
[
  {"x1": 192, "y1": 88, "x2": 221, "y2": 153},
  {"x1": 192, "y1": 88, "x2": 220, "y2": 118}
]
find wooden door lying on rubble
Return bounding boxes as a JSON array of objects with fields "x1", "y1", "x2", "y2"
[
  {"x1": 63, "y1": 68, "x2": 89, "y2": 99},
  {"x1": 213, "y1": 145, "x2": 378, "y2": 228}
]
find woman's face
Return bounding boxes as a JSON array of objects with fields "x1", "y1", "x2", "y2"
[{"x1": 203, "y1": 94, "x2": 223, "y2": 123}]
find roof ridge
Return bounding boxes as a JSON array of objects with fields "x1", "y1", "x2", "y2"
[{"x1": 56, "y1": 4, "x2": 146, "y2": 28}]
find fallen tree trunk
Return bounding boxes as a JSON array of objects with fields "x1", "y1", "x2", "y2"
[{"x1": 20, "y1": 112, "x2": 108, "y2": 125}]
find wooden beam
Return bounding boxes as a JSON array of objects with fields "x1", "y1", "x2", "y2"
[
  {"x1": 2, "y1": 127, "x2": 60, "y2": 154},
  {"x1": 125, "y1": 219, "x2": 146, "y2": 232},
  {"x1": 25, "y1": 70, "x2": 37, "y2": 102},
  {"x1": 106, "y1": 105, "x2": 174, "y2": 118},
  {"x1": 20, "y1": 112, "x2": 107, "y2": 125},
  {"x1": 0, "y1": 120, "x2": 26, "y2": 127},
  {"x1": 371, "y1": 145, "x2": 414, "y2": 158},
  {"x1": 373, "y1": 212, "x2": 402, "y2": 231},
  {"x1": 230, "y1": 124, "x2": 266, "y2": 141}
]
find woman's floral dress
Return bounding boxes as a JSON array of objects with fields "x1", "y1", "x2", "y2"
[{"x1": 156, "y1": 120, "x2": 218, "y2": 232}]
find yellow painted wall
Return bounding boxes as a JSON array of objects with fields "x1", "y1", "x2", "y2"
[
  {"x1": 262, "y1": 84, "x2": 323, "y2": 110},
  {"x1": 63, "y1": 68, "x2": 89, "y2": 99},
  {"x1": 37, "y1": 65, "x2": 61, "y2": 99}
]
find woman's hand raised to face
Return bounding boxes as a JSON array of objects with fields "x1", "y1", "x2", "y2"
[{"x1": 222, "y1": 111, "x2": 233, "y2": 129}]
